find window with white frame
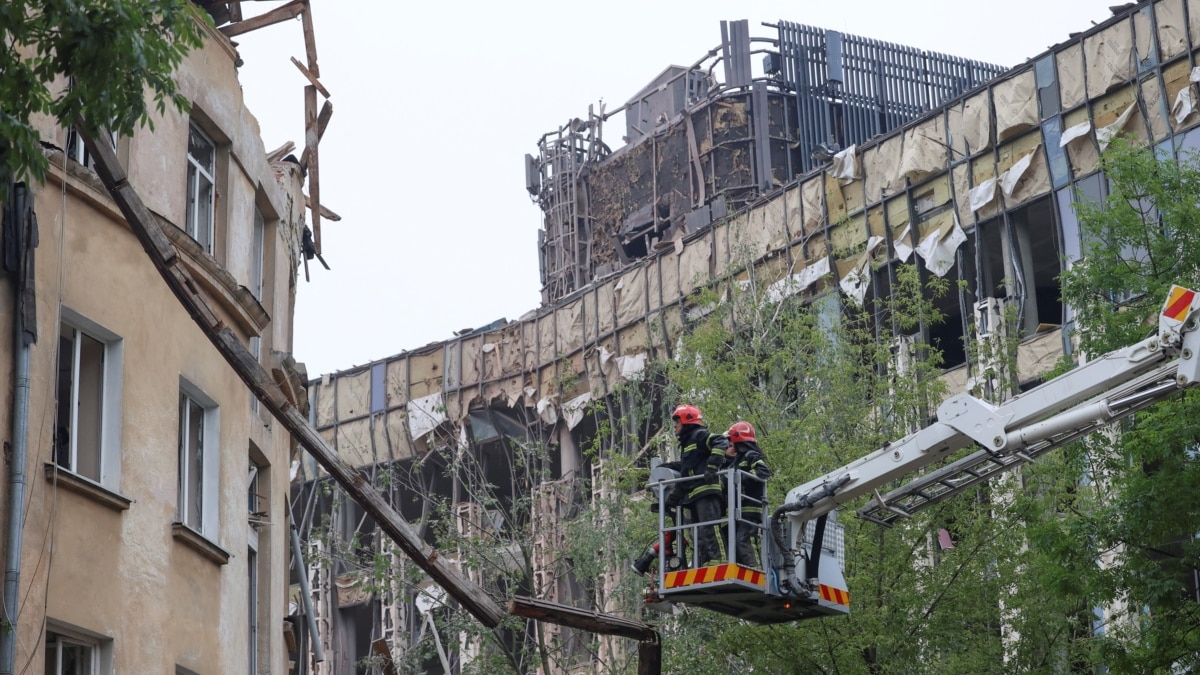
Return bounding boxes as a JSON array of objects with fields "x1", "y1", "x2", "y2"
[
  {"x1": 247, "y1": 454, "x2": 268, "y2": 672},
  {"x1": 247, "y1": 543, "x2": 259, "y2": 674},
  {"x1": 65, "y1": 126, "x2": 117, "y2": 171},
  {"x1": 185, "y1": 123, "x2": 216, "y2": 253},
  {"x1": 54, "y1": 311, "x2": 123, "y2": 487},
  {"x1": 178, "y1": 381, "x2": 219, "y2": 537},
  {"x1": 45, "y1": 625, "x2": 111, "y2": 675}
]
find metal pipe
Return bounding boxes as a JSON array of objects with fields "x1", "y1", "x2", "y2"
[
  {"x1": 290, "y1": 525, "x2": 325, "y2": 663},
  {"x1": 1, "y1": 183, "x2": 32, "y2": 675}
]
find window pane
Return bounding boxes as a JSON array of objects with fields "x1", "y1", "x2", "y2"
[
  {"x1": 1041, "y1": 118, "x2": 1070, "y2": 188},
  {"x1": 187, "y1": 398, "x2": 204, "y2": 530},
  {"x1": 1056, "y1": 187, "x2": 1081, "y2": 264},
  {"x1": 251, "y1": 208, "x2": 265, "y2": 300},
  {"x1": 55, "y1": 331, "x2": 75, "y2": 469},
  {"x1": 248, "y1": 547, "x2": 258, "y2": 673},
  {"x1": 188, "y1": 125, "x2": 214, "y2": 174},
  {"x1": 62, "y1": 641, "x2": 91, "y2": 675},
  {"x1": 1034, "y1": 54, "x2": 1060, "y2": 118},
  {"x1": 186, "y1": 164, "x2": 198, "y2": 238},
  {"x1": 197, "y1": 175, "x2": 214, "y2": 253},
  {"x1": 76, "y1": 333, "x2": 104, "y2": 481}
]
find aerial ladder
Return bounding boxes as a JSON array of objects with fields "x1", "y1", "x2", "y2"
[{"x1": 641, "y1": 285, "x2": 1200, "y2": 624}]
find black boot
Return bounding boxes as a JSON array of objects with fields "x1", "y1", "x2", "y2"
[{"x1": 631, "y1": 548, "x2": 656, "y2": 575}]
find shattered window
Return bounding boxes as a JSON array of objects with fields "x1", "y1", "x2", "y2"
[
  {"x1": 1041, "y1": 118, "x2": 1071, "y2": 188},
  {"x1": 65, "y1": 126, "x2": 116, "y2": 171},
  {"x1": 1034, "y1": 54, "x2": 1060, "y2": 119},
  {"x1": 185, "y1": 123, "x2": 216, "y2": 253}
]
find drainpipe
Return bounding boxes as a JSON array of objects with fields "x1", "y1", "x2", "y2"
[
  {"x1": 290, "y1": 524, "x2": 325, "y2": 663},
  {"x1": 1, "y1": 182, "x2": 33, "y2": 675}
]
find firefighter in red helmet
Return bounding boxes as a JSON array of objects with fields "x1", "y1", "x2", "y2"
[
  {"x1": 659, "y1": 403, "x2": 730, "y2": 567},
  {"x1": 724, "y1": 421, "x2": 772, "y2": 567}
]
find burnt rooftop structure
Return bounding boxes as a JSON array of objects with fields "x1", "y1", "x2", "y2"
[{"x1": 527, "y1": 20, "x2": 1005, "y2": 305}]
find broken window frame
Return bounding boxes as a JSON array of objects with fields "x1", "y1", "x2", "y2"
[
  {"x1": 185, "y1": 123, "x2": 217, "y2": 254},
  {"x1": 53, "y1": 309, "x2": 123, "y2": 489},
  {"x1": 65, "y1": 126, "x2": 117, "y2": 171},
  {"x1": 177, "y1": 380, "x2": 219, "y2": 538}
]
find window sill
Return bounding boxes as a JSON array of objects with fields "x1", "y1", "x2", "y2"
[
  {"x1": 43, "y1": 463, "x2": 132, "y2": 512},
  {"x1": 172, "y1": 523, "x2": 230, "y2": 566}
]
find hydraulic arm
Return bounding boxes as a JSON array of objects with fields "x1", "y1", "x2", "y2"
[{"x1": 644, "y1": 286, "x2": 1200, "y2": 624}]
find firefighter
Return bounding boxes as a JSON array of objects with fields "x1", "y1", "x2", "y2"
[
  {"x1": 660, "y1": 404, "x2": 729, "y2": 567},
  {"x1": 725, "y1": 421, "x2": 772, "y2": 568}
]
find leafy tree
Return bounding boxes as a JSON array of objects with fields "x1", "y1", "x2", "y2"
[
  {"x1": 1050, "y1": 136, "x2": 1200, "y2": 672},
  {"x1": 0, "y1": 0, "x2": 206, "y2": 188},
  {"x1": 559, "y1": 253, "x2": 1077, "y2": 673}
]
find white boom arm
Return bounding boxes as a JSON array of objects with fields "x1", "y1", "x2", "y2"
[{"x1": 780, "y1": 285, "x2": 1200, "y2": 528}]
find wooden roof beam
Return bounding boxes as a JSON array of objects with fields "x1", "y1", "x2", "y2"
[
  {"x1": 219, "y1": 0, "x2": 304, "y2": 38},
  {"x1": 304, "y1": 195, "x2": 340, "y2": 222},
  {"x1": 291, "y1": 57, "x2": 330, "y2": 99},
  {"x1": 77, "y1": 122, "x2": 508, "y2": 630},
  {"x1": 301, "y1": 0, "x2": 320, "y2": 77},
  {"x1": 304, "y1": 85, "x2": 321, "y2": 255},
  {"x1": 299, "y1": 100, "x2": 331, "y2": 168}
]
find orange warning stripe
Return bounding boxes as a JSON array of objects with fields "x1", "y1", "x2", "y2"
[
  {"x1": 663, "y1": 563, "x2": 765, "y2": 589},
  {"x1": 1164, "y1": 286, "x2": 1196, "y2": 321},
  {"x1": 818, "y1": 584, "x2": 850, "y2": 606}
]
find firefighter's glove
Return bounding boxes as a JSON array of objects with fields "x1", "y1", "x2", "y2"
[
  {"x1": 703, "y1": 468, "x2": 717, "y2": 483},
  {"x1": 666, "y1": 487, "x2": 684, "y2": 507}
]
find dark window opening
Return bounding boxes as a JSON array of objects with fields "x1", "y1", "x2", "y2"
[{"x1": 1009, "y1": 197, "x2": 1064, "y2": 335}]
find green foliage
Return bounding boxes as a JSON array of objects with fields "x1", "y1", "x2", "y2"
[
  {"x1": 1064, "y1": 137, "x2": 1200, "y2": 355},
  {"x1": 1052, "y1": 136, "x2": 1200, "y2": 671},
  {"x1": 0, "y1": 0, "x2": 206, "y2": 186}
]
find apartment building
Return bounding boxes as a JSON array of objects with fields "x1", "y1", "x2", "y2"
[{"x1": 0, "y1": 4, "x2": 320, "y2": 673}]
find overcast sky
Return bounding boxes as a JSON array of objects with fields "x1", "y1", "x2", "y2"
[{"x1": 232, "y1": 0, "x2": 1116, "y2": 377}]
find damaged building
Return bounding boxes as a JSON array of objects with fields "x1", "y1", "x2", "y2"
[
  {"x1": 296, "y1": 2, "x2": 1200, "y2": 673},
  {"x1": 0, "y1": 2, "x2": 334, "y2": 673}
]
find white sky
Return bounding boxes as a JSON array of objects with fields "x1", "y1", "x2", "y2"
[{"x1": 232, "y1": 0, "x2": 1116, "y2": 377}]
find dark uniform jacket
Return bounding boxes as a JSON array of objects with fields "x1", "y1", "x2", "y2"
[
  {"x1": 665, "y1": 424, "x2": 729, "y2": 502},
  {"x1": 725, "y1": 441, "x2": 772, "y2": 514}
]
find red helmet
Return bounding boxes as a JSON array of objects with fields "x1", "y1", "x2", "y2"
[
  {"x1": 727, "y1": 421, "x2": 756, "y2": 443},
  {"x1": 672, "y1": 404, "x2": 703, "y2": 425}
]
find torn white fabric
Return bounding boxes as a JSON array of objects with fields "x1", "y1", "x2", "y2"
[
  {"x1": 999, "y1": 147, "x2": 1039, "y2": 198},
  {"x1": 523, "y1": 386, "x2": 538, "y2": 404},
  {"x1": 838, "y1": 237, "x2": 884, "y2": 306},
  {"x1": 1174, "y1": 86, "x2": 1196, "y2": 125},
  {"x1": 916, "y1": 216, "x2": 966, "y2": 277},
  {"x1": 1191, "y1": 66, "x2": 1200, "y2": 83},
  {"x1": 765, "y1": 257, "x2": 831, "y2": 303},
  {"x1": 536, "y1": 396, "x2": 558, "y2": 426},
  {"x1": 407, "y1": 392, "x2": 447, "y2": 441},
  {"x1": 615, "y1": 352, "x2": 648, "y2": 381},
  {"x1": 893, "y1": 225, "x2": 914, "y2": 262},
  {"x1": 969, "y1": 178, "x2": 998, "y2": 212},
  {"x1": 840, "y1": 261, "x2": 869, "y2": 305},
  {"x1": 563, "y1": 392, "x2": 592, "y2": 430},
  {"x1": 598, "y1": 344, "x2": 614, "y2": 365},
  {"x1": 1060, "y1": 121, "x2": 1092, "y2": 147},
  {"x1": 1096, "y1": 103, "x2": 1136, "y2": 151},
  {"x1": 797, "y1": 256, "x2": 831, "y2": 289},
  {"x1": 765, "y1": 276, "x2": 803, "y2": 303},
  {"x1": 481, "y1": 342, "x2": 496, "y2": 353},
  {"x1": 831, "y1": 144, "x2": 858, "y2": 185}
]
